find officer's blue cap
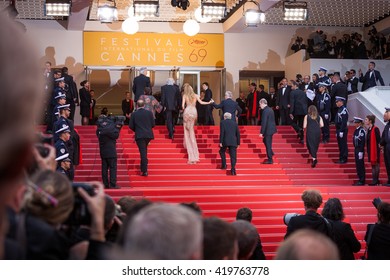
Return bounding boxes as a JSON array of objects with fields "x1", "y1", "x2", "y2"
[
  {"x1": 353, "y1": 117, "x2": 363, "y2": 123},
  {"x1": 335, "y1": 96, "x2": 346, "y2": 102},
  {"x1": 58, "y1": 104, "x2": 70, "y2": 111},
  {"x1": 54, "y1": 92, "x2": 66, "y2": 99},
  {"x1": 319, "y1": 67, "x2": 328, "y2": 72},
  {"x1": 55, "y1": 77, "x2": 65, "y2": 82},
  {"x1": 55, "y1": 125, "x2": 70, "y2": 134},
  {"x1": 385, "y1": 107, "x2": 390, "y2": 112},
  {"x1": 318, "y1": 82, "x2": 328, "y2": 87}
]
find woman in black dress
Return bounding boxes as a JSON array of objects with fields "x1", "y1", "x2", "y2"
[
  {"x1": 322, "y1": 198, "x2": 361, "y2": 260},
  {"x1": 79, "y1": 80, "x2": 91, "y2": 125},
  {"x1": 303, "y1": 105, "x2": 323, "y2": 167}
]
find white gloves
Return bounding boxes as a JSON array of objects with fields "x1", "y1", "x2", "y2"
[
  {"x1": 339, "y1": 132, "x2": 344, "y2": 138},
  {"x1": 358, "y1": 152, "x2": 363, "y2": 160},
  {"x1": 324, "y1": 114, "x2": 329, "y2": 120}
]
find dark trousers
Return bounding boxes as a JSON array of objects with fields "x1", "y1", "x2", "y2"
[
  {"x1": 337, "y1": 131, "x2": 348, "y2": 161},
  {"x1": 165, "y1": 110, "x2": 175, "y2": 138},
  {"x1": 238, "y1": 115, "x2": 247, "y2": 125},
  {"x1": 136, "y1": 138, "x2": 151, "y2": 172},
  {"x1": 320, "y1": 113, "x2": 330, "y2": 141},
  {"x1": 69, "y1": 101, "x2": 76, "y2": 121},
  {"x1": 219, "y1": 146, "x2": 237, "y2": 170},
  {"x1": 263, "y1": 135, "x2": 274, "y2": 161},
  {"x1": 279, "y1": 107, "x2": 290, "y2": 125},
  {"x1": 385, "y1": 148, "x2": 390, "y2": 183},
  {"x1": 291, "y1": 114, "x2": 305, "y2": 140},
  {"x1": 101, "y1": 157, "x2": 117, "y2": 188},
  {"x1": 273, "y1": 109, "x2": 280, "y2": 126},
  {"x1": 354, "y1": 151, "x2": 366, "y2": 182},
  {"x1": 205, "y1": 105, "x2": 214, "y2": 125}
]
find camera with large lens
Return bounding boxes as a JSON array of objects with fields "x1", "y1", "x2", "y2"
[
  {"x1": 283, "y1": 213, "x2": 300, "y2": 225},
  {"x1": 67, "y1": 183, "x2": 96, "y2": 226},
  {"x1": 110, "y1": 115, "x2": 126, "y2": 127}
]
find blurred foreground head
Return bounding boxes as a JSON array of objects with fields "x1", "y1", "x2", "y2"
[{"x1": 0, "y1": 13, "x2": 43, "y2": 258}]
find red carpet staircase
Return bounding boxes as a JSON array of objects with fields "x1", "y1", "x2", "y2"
[{"x1": 75, "y1": 125, "x2": 390, "y2": 259}]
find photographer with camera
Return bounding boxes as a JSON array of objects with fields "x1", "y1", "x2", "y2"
[
  {"x1": 291, "y1": 36, "x2": 306, "y2": 53},
  {"x1": 364, "y1": 199, "x2": 390, "y2": 259},
  {"x1": 96, "y1": 108, "x2": 122, "y2": 189}
]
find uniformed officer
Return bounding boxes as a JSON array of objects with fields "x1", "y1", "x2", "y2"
[
  {"x1": 352, "y1": 117, "x2": 366, "y2": 185},
  {"x1": 317, "y1": 82, "x2": 331, "y2": 143},
  {"x1": 53, "y1": 104, "x2": 71, "y2": 142},
  {"x1": 56, "y1": 157, "x2": 72, "y2": 181},
  {"x1": 52, "y1": 89, "x2": 67, "y2": 129},
  {"x1": 380, "y1": 107, "x2": 390, "y2": 186},
  {"x1": 335, "y1": 96, "x2": 349, "y2": 163},
  {"x1": 55, "y1": 125, "x2": 74, "y2": 180},
  {"x1": 317, "y1": 67, "x2": 332, "y2": 88}
]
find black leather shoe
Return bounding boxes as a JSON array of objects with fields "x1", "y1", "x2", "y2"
[
  {"x1": 353, "y1": 181, "x2": 365, "y2": 186},
  {"x1": 369, "y1": 181, "x2": 380, "y2": 186},
  {"x1": 220, "y1": 165, "x2": 227, "y2": 170},
  {"x1": 262, "y1": 160, "x2": 273, "y2": 164},
  {"x1": 110, "y1": 185, "x2": 121, "y2": 189},
  {"x1": 231, "y1": 169, "x2": 236, "y2": 176},
  {"x1": 311, "y1": 159, "x2": 317, "y2": 168},
  {"x1": 141, "y1": 172, "x2": 148, "y2": 176},
  {"x1": 336, "y1": 160, "x2": 347, "y2": 164}
]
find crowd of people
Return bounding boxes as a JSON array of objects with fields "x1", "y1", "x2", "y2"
[{"x1": 291, "y1": 28, "x2": 390, "y2": 60}]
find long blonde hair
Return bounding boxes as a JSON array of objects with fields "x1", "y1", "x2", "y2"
[
  {"x1": 308, "y1": 105, "x2": 318, "y2": 120},
  {"x1": 183, "y1": 83, "x2": 196, "y2": 102}
]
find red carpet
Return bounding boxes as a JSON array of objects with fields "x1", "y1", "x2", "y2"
[{"x1": 74, "y1": 124, "x2": 390, "y2": 259}]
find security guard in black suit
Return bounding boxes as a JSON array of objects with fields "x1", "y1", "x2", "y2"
[
  {"x1": 380, "y1": 107, "x2": 390, "y2": 186},
  {"x1": 317, "y1": 83, "x2": 331, "y2": 143},
  {"x1": 335, "y1": 96, "x2": 349, "y2": 163},
  {"x1": 352, "y1": 117, "x2": 366, "y2": 185},
  {"x1": 219, "y1": 112, "x2": 240, "y2": 175},
  {"x1": 96, "y1": 108, "x2": 121, "y2": 189}
]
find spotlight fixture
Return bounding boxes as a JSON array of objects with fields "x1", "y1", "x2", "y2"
[
  {"x1": 45, "y1": 0, "x2": 71, "y2": 17},
  {"x1": 201, "y1": 1, "x2": 226, "y2": 20},
  {"x1": 97, "y1": 0, "x2": 118, "y2": 23},
  {"x1": 134, "y1": 0, "x2": 159, "y2": 17},
  {"x1": 283, "y1": 1, "x2": 308, "y2": 21},
  {"x1": 171, "y1": 0, "x2": 190, "y2": 11},
  {"x1": 243, "y1": 0, "x2": 265, "y2": 27}
]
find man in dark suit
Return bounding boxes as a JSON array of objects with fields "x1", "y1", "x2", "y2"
[
  {"x1": 290, "y1": 81, "x2": 308, "y2": 143},
  {"x1": 61, "y1": 67, "x2": 78, "y2": 121},
  {"x1": 380, "y1": 107, "x2": 390, "y2": 186},
  {"x1": 285, "y1": 190, "x2": 332, "y2": 240},
  {"x1": 213, "y1": 91, "x2": 242, "y2": 122},
  {"x1": 161, "y1": 78, "x2": 181, "y2": 139},
  {"x1": 276, "y1": 78, "x2": 292, "y2": 125},
  {"x1": 129, "y1": 99, "x2": 155, "y2": 176},
  {"x1": 219, "y1": 112, "x2": 240, "y2": 176},
  {"x1": 331, "y1": 73, "x2": 348, "y2": 123},
  {"x1": 359, "y1": 61, "x2": 385, "y2": 91},
  {"x1": 132, "y1": 67, "x2": 151, "y2": 101},
  {"x1": 259, "y1": 99, "x2": 277, "y2": 164},
  {"x1": 346, "y1": 69, "x2": 359, "y2": 94},
  {"x1": 202, "y1": 82, "x2": 214, "y2": 125}
]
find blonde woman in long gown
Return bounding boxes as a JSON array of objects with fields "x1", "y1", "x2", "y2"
[{"x1": 182, "y1": 83, "x2": 213, "y2": 164}]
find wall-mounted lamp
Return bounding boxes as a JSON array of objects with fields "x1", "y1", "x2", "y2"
[
  {"x1": 97, "y1": 1, "x2": 118, "y2": 23},
  {"x1": 134, "y1": 0, "x2": 159, "y2": 17},
  {"x1": 243, "y1": 0, "x2": 265, "y2": 27},
  {"x1": 201, "y1": 1, "x2": 226, "y2": 20},
  {"x1": 283, "y1": 1, "x2": 308, "y2": 21},
  {"x1": 45, "y1": 0, "x2": 71, "y2": 17}
]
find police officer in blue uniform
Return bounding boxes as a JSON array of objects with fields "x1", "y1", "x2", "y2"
[
  {"x1": 352, "y1": 117, "x2": 366, "y2": 185},
  {"x1": 380, "y1": 107, "x2": 390, "y2": 186},
  {"x1": 53, "y1": 104, "x2": 71, "y2": 142},
  {"x1": 335, "y1": 96, "x2": 349, "y2": 163},
  {"x1": 317, "y1": 67, "x2": 332, "y2": 87},
  {"x1": 317, "y1": 82, "x2": 331, "y2": 143},
  {"x1": 56, "y1": 157, "x2": 72, "y2": 181},
  {"x1": 54, "y1": 125, "x2": 73, "y2": 179},
  {"x1": 52, "y1": 88, "x2": 67, "y2": 129}
]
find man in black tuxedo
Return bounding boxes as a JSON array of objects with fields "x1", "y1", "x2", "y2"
[
  {"x1": 202, "y1": 82, "x2": 214, "y2": 125},
  {"x1": 213, "y1": 91, "x2": 242, "y2": 122},
  {"x1": 284, "y1": 190, "x2": 332, "y2": 240},
  {"x1": 259, "y1": 99, "x2": 277, "y2": 164},
  {"x1": 276, "y1": 78, "x2": 292, "y2": 125},
  {"x1": 129, "y1": 100, "x2": 155, "y2": 176},
  {"x1": 290, "y1": 81, "x2": 308, "y2": 143},
  {"x1": 132, "y1": 67, "x2": 151, "y2": 101},
  {"x1": 346, "y1": 69, "x2": 359, "y2": 94},
  {"x1": 219, "y1": 112, "x2": 240, "y2": 176},
  {"x1": 61, "y1": 67, "x2": 78, "y2": 121},
  {"x1": 380, "y1": 107, "x2": 390, "y2": 186},
  {"x1": 161, "y1": 78, "x2": 181, "y2": 139},
  {"x1": 359, "y1": 61, "x2": 385, "y2": 91}
]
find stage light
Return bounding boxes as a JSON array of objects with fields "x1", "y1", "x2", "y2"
[
  {"x1": 45, "y1": 0, "x2": 71, "y2": 17},
  {"x1": 283, "y1": 1, "x2": 308, "y2": 21},
  {"x1": 243, "y1": 0, "x2": 265, "y2": 27},
  {"x1": 183, "y1": 19, "x2": 200, "y2": 36},
  {"x1": 201, "y1": 1, "x2": 226, "y2": 20},
  {"x1": 122, "y1": 17, "x2": 139, "y2": 35},
  {"x1": 134, "y1": 0, "x2": 159, "y2": 17},
  {"x1": 97, "y1": 1, "x2": 118, "y2": 23}
]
